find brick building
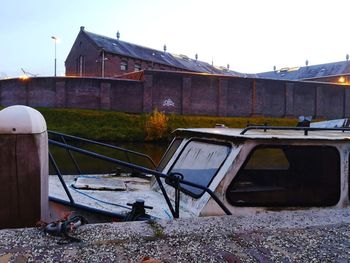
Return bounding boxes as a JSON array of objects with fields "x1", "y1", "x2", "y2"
[{"x1": 65, "y1": 27, "x2": 242, "y2": 78}]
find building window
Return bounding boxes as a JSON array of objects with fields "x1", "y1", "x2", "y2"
[
  {"x1": 120, "y1": 61, "x2": 128, "y2": 71},
  {"x1": 134, "y1": 63, "x2": 141, "y2": 71},
  {"x1": 166, "y1": 140, "x2": 231, "y2": 198},
  {"x1": 226, "y1": 145, "x2": 340, "y2": 207},
  {"x1": 76, "y1": 55, "x2": 85, "y2": 76}
]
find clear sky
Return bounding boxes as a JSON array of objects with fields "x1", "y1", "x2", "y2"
[{"x1": 1, "y1": 0, "x2": 350, "y2": 78}]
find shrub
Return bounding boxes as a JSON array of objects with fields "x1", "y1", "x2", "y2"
[{"x1": 145, "y1": 109, "x2": 169, "y2": 141}]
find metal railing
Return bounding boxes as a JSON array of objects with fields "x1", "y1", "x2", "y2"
[
  {"x1": 48, "y1": 130, "x2": 157, "y2": 172},
  {"x1": 240, "y1": 125, "x2": 350, "y2": 136},
  {"x1": 48, "y1": 132, "x2": 231, "y2": 219}
]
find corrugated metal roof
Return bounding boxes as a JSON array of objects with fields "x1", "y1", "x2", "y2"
[
  {"x1": 83, "y1": 29, "x2": 242, "y2": 77},
  {"x1": 257, "y1": 61, "x2": 350, "y2": 80}
]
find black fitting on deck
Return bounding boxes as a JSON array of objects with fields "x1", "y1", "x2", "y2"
[{"x1": 124, "y1": 199, "x2": 153, "y2": 221}]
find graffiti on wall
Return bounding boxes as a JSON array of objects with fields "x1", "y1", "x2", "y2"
[{"x1": 162, "y1": 98, "x2": 175, "y2": 107}]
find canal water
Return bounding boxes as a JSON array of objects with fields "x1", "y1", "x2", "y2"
[{"x1": 49, "y1": 141, "x2": 168, "y2": 175}]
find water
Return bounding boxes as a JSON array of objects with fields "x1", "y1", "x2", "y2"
[{"x1": 49, "y1": 141, "x2": 168, "y2": 175}]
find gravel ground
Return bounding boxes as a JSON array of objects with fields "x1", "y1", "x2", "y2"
[{"x1": 1, "y1": 207, "x2": 350, "y2": 262}]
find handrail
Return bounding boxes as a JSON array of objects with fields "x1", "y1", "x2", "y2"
[
  {"x1": 60, "y1": 135, "x2": 82, "y2": 174},
  {"x1": 48, "y1": 130, "x2": 157, "y2": 169},
  {"x1": 240, "y1": 125, "x2": 350, "y2": 136},
  {"x1": 49, "y1": 151, "x2": 75, "y2": 204},
  {"x1": 48, "y1": 139, "x2": 232, "y2": 218}
]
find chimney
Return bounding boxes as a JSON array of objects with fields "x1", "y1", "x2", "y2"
[
  {"x1": 116, "y1": 31, "x2": 120, "y2": 40},
  {"x1": 163, "y1": 44, "x2": 167, "y2": 52},
  {"x1": 80, "y1": 26, "x2": 85, "y2": 31}
]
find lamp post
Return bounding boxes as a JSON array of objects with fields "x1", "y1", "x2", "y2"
[{"x1": 51, "y1": 36, "x2": 58, "y2": 77}]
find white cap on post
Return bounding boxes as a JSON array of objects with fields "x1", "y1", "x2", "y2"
[{"x1": 0, "y1": 105, "x2": 47, "y2": 134}]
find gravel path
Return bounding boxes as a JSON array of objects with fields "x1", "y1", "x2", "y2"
[{"x1": 1, "y1": 207, "x2": 350, "y2": 262}]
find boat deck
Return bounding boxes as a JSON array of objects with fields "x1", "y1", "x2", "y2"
[{"x1": 49, "y1": 174, "x2": 194, "y2": 219}]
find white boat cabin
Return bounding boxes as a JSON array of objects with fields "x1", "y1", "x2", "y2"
[
  {"x1": 50, "y1": 126, "x2": 350, "y2": 219},
  {"x1": 159, "y1": 127, "x2": 349, "y2": 217}
]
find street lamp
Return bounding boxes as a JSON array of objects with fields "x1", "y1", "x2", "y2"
[{"x1": 51, "y1": 36, "x2": 58, "y2": 77}]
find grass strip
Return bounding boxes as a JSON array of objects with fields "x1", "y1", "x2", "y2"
[{"x1": 38, "y1": 108, "x2": 298, "y2": 142}]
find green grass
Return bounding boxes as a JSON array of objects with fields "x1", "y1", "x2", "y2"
[
  {"x1": 167, "y1": 114, "x2": 298, "y2": 130},
  {"x1": 38, "y1": 108, "x2": 147, "y2": 141},
  {"x1": 36, "y1": 107, "x2": 299, "y2": 142}
]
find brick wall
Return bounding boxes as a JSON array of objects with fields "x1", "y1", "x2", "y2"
[
  {"x1": 141, "y1": 70, "x2": 350, "y2": 119},
  {"x1": 0, "y1": 77, "x2": 144, "y2": 113},
  {"x1": 1, "y1": 70, "x2": 350, "y2": 119}
]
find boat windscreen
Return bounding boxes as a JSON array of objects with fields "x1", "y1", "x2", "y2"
[
  {"x1": 167, "y1": 140, "x2": 231, "y2": 198},
  {"x1": 157, "y1": 138, "x2": 183, "y2": 171}
]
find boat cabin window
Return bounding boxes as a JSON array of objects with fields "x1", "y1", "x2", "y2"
[
  {"x1": 167, "y1": 140, "x2": 230, "y2": 198},
  {"x1": 227, "y1": 145, "x2": 340, "y2": 207}
]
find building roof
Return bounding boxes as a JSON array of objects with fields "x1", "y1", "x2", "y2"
[
  {"x1": 257, "y1": 60, "x2": 350, "y2": 81},
  {"x1": 81, "y1": 28, "x2": 242, "y2": 77}
]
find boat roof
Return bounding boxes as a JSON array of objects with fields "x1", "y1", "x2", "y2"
[{"x1": 174, "y1": 127, "x2": 350, "y2": 141}]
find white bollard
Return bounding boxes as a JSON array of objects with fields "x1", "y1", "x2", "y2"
[{"x1": 0, "y1": 105, "x2": 48, "y2": 228}]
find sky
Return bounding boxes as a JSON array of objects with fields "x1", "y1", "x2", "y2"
[{"x1": 1, "y1": 0, "x2": 350, "y2": 78}]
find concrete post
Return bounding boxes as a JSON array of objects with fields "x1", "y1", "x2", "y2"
[
  {"x1": 100, "y1": 82, "x2": 111, "y2": 110},
  {"x1": 143, "y1": 74, "x2": 153, "y2": 113},
  {"x1": 315, "y1": 86, "x2": 323, "y2": 118},
  {"x1": 182, "y1": 77, "x2": 192, "y2": 115},
  {"x1": 285, "y1": 82, "x2": 294, "y2": 117},
  {"x1": 344, "y1": 87, "x2": 350, "y2": 117},
  {"x1": 218, "y1": 78, "x2": 228, "y2": 117},
  {"x1": 0, "y1": 106, "x2": 48, "y2": 229},
  {"x1": 55, "y1": 81, "x2": 66, "y2": 108},
  {"x1": 251, "y1": 80, "x2": 263, "y2": 116},
  {"x1": 25, "y1": 81, "x2": 29, "y2": 106}
]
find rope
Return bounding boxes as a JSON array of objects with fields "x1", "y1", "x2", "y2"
[{"x1": 69, "y1": 184, "x2": 132, "y2": 210}]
